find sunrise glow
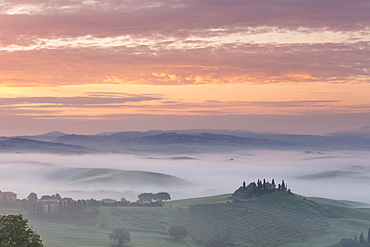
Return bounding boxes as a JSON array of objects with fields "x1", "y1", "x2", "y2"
[{"x1": 0, "y1": 0, "x2": 369, "y2": 135}]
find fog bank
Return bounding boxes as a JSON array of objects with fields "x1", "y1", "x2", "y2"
[{"x1": 0, "y1": 150, "x2": 369, "y2": 203}]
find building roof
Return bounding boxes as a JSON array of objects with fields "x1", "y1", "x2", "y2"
[{"x1": 0, "y1": 191, "x2": 17, "y2": 195}]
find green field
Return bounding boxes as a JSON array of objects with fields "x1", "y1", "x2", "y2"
[{"x1": 1, "y1": 192, "x2": 370, "y2": 247}]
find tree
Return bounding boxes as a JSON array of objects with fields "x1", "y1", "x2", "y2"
[
  {"x1": 137, "y1": 193, "x2": 155, "y2": 203},
  {"x1": 231, "y1": 182, "x2": 257, "y2": 200},
  {"x1": 281, "y1": 180, "x2": 286, "y2": 191},
  {"x1": 120, "y1": 197, "x2": 129, "y2": 206},
  {"x1": 368, "y1": 227, "x2": 370, "y2": 243},
  {"x1": 109, "y1": 228, "x2": 130, "y2": 247},
  {"x1": 0, "y1": 214, "x2": 43, "y2": 247},
  {"x1": 27, "y1": 193, "x2": 38, "y2": 203},
  {"x1": 154, "y1": 192, "x2": 171, "y2": 202},
  {"x1": 360, "y1": 233, "x2": 364, "y2": 243},
  {"x1": 169, "y1": 225, "x2": 188, "y2": 240}
]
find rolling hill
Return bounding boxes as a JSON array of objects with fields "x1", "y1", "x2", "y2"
[
  {"x1": 0, "y1": 138, "x2": 92, "y2": 154},
  {"x1": 99, "y1": 191, "x2": 370, "y2": 247},
  {"x1": 49, "y1": 167, "x2": 192, "y2": 187},
  {"x1": 1, "y1": 128, "x2": 370, "y2": 154},
  {"x1": 2, "y1": 191, "x2": 370, "y2": 247}
]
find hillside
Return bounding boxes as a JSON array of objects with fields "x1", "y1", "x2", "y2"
[
  {"x1": 0, "y1": 160, "x2": 192, "y2": 192},
  {"x1": 97, "y1": 192, "x2": 370, "y2": 247},
  {"x1": 2, "y1": 192, "x2": 370, "y2": 247},
  {"x1": 52, "y1": 167, "x2": 192, "y2": 187}
]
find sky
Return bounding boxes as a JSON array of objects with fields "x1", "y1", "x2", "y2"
[{"x1": 0, "y1": 0, "x2": 370, "y2": 136}]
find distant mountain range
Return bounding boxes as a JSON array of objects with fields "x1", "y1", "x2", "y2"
[{"x1": 0, "y1": 127, "x2": 370, "y2": 154}]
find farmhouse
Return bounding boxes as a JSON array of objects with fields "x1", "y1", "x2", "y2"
[
  {"x1": 265, "y1": 181, "x2": 276, "y2": 191},
  {"x1": 0, "y1": 191, "x2": 17, "y2": 200}
]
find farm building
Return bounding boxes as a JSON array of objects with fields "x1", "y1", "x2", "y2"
[{"x1": 0, "y1": 191, "x2": 17, "y2": 200}]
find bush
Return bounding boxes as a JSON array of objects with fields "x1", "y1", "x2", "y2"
[{"x1": 169, "y1": 225, "x2": 188, "y2": 240}]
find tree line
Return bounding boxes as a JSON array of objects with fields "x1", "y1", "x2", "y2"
[{"x1": 1, "y1": 191, "x2": 171, "y2": 219}]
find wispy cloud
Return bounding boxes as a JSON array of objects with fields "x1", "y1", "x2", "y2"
[
  {"x1": 1, "y1": 41, "x2": 369, "y2": 86},
  {"x1": 0, "y1": 93, "x2": 163, "y2": 109}
]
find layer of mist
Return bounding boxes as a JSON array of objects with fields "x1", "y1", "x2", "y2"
[{"x1": 0, "y1": 150, "x2": 370, "y2": 203}]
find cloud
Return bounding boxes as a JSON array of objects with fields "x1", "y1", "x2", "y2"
[
  {"x1": 0, "y1": 95, "x2": 343, "y2": 118},
  {"x1": 0, "y1": 93, "x2": 163, "y2": 108},
  {"x1": 1, "y1": 0, "x2": 369, "y2": 38},
  {"x1": 0, "y1": 0, "x2": 369, "y2": 87},
  {"x1": 1, "y1": 41, "x2": 369, "y2": 87}
]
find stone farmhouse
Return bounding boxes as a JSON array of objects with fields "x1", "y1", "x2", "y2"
[{"x1": 0, "y1": 191, "x2": 17, "y2": 200}]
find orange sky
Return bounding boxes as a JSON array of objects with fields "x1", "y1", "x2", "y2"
[{"x1": 0, "y1": 0, "x2": 369, "y2": 135}]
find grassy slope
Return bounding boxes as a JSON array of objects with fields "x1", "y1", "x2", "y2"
[
  {"x1": 165, "y1": 194, "x2": 231, "y2": 208},
  {"x1": 2, "y1": 193, "x2": 370, "y2": 247},
  {"x1": 97, "y1": 192, "x2": 370, "y2": 247}
]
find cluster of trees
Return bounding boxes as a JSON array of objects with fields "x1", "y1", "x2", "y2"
[
  {"x1": 27, "y1": 193, "x2": 99, "y2": 218},
  {"x1": 97, "y1": 192, "x2": 171, "y2": 207},
  {"x1": 137, "y1": 192, "x2": 171, "y2": 204},
  {"x1": 0, "y1": 214, "x2": 43, "y2": 247},
  {"x1": 231, "y1": 179, "x2": 288, "y2": 201},
  {"x1": 26, "y1": 191, "x2": 171, "y2": 218},
  {"x1": 329, "y1": 228, "x2": 370, "y2": 247}
]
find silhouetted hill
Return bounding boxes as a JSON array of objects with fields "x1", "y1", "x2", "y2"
[
  {"x1": 17, "y1": 131, "x2": 66, "y2": 141},
  {"x1": 327, "y1": 126, "x2": 370, "y2": 139},
  {"x1": 51, "y1": 167, "x2": 191, "y2": 187},
  {"x1": 3, "y1": 129, "x2": 370, "y2": 154},
  {"x1": 0, "y1": 138, "x2": 91, "y2": 154}
]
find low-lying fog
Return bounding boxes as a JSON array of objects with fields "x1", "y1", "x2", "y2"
[{"x1": 1, "y1": 150, "x2": 370, "y2": 204}]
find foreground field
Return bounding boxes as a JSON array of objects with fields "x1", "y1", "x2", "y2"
[{"x1": 1, "y1": 192, "x2": 370, "y2": 247}]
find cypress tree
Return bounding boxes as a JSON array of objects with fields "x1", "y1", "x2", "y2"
[
  {"x1": 59, "y1": 200, "x2": 63, "y2": 213},
  {"x1": 281, "y1": 180, "x2": 286, "y2": 191},
  {"x1": 368, "y1": 227, "x2": 370, "y2": 243},
  {"x1": 360, "y1": 233, "x2": 364, "y2": 243}
]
